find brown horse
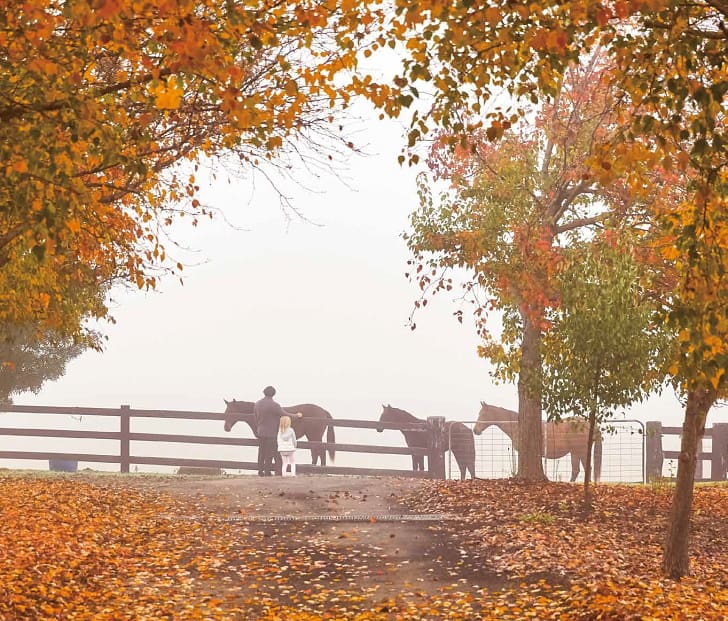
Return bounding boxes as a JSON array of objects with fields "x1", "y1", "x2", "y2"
[
  {"x1": 223, "y1": 399, "x2": 336, "y2": 465},
  {"x1": 473, "y1": 401, "x2": 601, "y2": 482},
  {"x1": 445, "y1": 420, "x2": 477, "y2": 480},
  {"x1": 376, "y1": 405, "x2": 476, "y2": 480}
]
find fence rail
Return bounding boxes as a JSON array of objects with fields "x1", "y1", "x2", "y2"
[
  {"x1": 0, "y1": 404, "x2": 445, "y2": 478},
  {"x1": 2, "y1": 405, "x2": 725, "y2": 482}
]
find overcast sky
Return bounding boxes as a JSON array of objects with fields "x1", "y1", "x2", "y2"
[{"x1": 15, "y1": 102, "x2": 720, "y2": 433}]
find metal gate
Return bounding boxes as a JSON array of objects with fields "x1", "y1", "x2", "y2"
[{"x1": 447, "y1": 419, "x2": 645, "y2": 483}]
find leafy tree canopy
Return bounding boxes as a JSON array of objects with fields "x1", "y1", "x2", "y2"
[
  {"x1": 405, "y1": 59, "x2": 640, "y2": 380},
  {"x1": 0, "y1": 0, "x2": 384, "y2": 335},
  {"x1": 0, "y1": 325, "x2": 88, "y2": 406},
  {"x1": 542, "y1": 230, "x2": 673, "y2": 421},
  {"x1": 383, "y1": 0, "x2": 728, "y2": 395}
]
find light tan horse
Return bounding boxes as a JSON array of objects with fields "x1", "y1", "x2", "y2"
[{"x1": 473, "y1": 401, "x2": 601, "y2": 482}]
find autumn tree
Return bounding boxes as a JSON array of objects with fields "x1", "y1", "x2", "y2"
[
  {"x1": 542, "y1": 230, "x2": 672, "y2": 505},
  {"x1": 383, "y1": 0, "x2": 728, "y2": 579},
  {"x1": 0, "y1": 0, "x2": 387, "y2": 338},
  {"x1": 0, "y1": 248, "x2": 108, "y2": 403},
  {"x1": 0, "y1": 326, "x2": 88, "y2": 407},
  {"x1": 405, "y1": 58, "x2": 633, "y2": 481}
]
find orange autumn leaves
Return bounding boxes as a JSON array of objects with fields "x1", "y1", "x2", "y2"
[
  {"x1": 0, "y1": 0, "x2": 383, "y2": 336},
  {"x1": 0, "y1": 473, "x2": 725, "y2": 620}
]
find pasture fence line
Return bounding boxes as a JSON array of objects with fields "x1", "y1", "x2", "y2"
[
  {"x1": 454, "y1": 419, "x2": 647, "y2": 483},
  {"x1": 1, "y1": 405, "x2": 725, "y2": 483},
  {"x1": 0, "y1": 404, "x2": 447, "y2": 479},
  {"x1": 645, "y1": 421, "x2": 728, "y2": 482}
]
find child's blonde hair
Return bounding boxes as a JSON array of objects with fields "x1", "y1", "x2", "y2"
[{"x1": 279, "y1": 415, "x2": 291, "y2": 433}]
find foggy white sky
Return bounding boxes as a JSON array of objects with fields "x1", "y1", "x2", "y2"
[{"x1": 17, "y1": 108, "x2": 719, "y2": 432}]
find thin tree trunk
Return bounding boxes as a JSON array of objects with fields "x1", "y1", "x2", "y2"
[
  {"x1": 517, "y1": 312, "x2": 546, "y2": 481},
  {"x1": 584, "y1": 406, "x2": 597, "y2": 508},
  {"x1": 661, "y1": 386, "x2": 714, "y2": 578}
]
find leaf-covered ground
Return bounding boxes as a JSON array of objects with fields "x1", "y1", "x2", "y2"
[{"x1": 0, "y1": 473, "x2": 725, "y2": 620}]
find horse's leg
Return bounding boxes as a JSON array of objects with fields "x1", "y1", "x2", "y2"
[
  {"x1": 306, "y1": 433, "x2": 315, "y2": 465},
  {"x1": 570, "y1": 452, "x2": 581, "y2": 482},
  {"x1": 318, "y1": 424, "x2": 326, "y2": 466}
]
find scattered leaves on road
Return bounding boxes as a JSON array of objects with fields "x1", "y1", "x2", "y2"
[{"x1": 0, "y1": 474, "x2": 725, "y2": 620}]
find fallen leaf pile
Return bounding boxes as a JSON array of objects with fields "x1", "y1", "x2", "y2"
[
  {"x1": 0, "y1": 473, "x2": 725, "y2": 620},
  {"x1": 402, "y1": 479, "x2": 728, "y2": 620}
]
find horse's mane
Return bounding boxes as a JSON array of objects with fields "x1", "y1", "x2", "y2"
[
  {"x1": 224, "y1": 399, "x2": 255, "y2": 413},
  {"x1": 383, "y1": 404, "x2": 423, "y2": 422},
  {"x1": 479, "y1": 402, "x2": 518, "y2": 420}
]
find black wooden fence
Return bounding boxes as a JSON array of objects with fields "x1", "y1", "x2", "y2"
[
  {"x1": 645, "y1": 421, "x2": 728, "y2": 482},
  {"x1": 0, "y1": 404, "x2": 447, "y2": 478}
]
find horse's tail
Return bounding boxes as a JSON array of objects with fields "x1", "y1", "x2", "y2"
[
  {"x1": 327, "y1": 421, "x2": 336, "y2": 462},
  {"x1": 593, "y1": 431, "x2": 602, "y2": 483}
]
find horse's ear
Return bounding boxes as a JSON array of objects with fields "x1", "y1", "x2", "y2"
[{"x1": 480, "y1": 400, "x2": 485, "y2": 406}]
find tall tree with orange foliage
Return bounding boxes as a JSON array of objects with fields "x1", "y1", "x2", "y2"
[
  {"x1": 406, "y1": 57, "x2": 634, "y2": 481},
  {"x1": 384, "y1": 0, "x2": 728, "y2": 578},
  {"x1": 0, "y1": 0, "x2": 386, "y2": 337}
]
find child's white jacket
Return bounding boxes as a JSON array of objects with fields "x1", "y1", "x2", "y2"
[{"x1": 277, "y1": 428, "x2": 297, "y2": 452}]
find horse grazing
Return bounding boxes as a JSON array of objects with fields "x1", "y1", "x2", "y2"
[
  {"x1": 223, "y1": 399, "x2": 336, "y2": 466},
  {"x1": 376, "y1": 405, "x2": 476, "y2": 480},
  {"x1": 473, "y1": 401, "x2": 601, "y2": 482}
]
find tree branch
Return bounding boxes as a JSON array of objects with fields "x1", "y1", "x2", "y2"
[{"x1": 553, "y1": 212, "x2": 610, "y2": 235}]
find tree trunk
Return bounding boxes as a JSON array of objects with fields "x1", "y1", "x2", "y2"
[
  {"x1": 517, "y1": 312, "x2": 546, "y2": 481},
  {"x1": 583, "y1": 406, "x2": 597, "y2": 508},
  {"x1": 661, "y1": 386, "x2": 715, "y2": 578}
]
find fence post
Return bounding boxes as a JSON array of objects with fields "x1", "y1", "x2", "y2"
[
  {"x1": 427, "y1": 416, "x2": 446, "y2": 480},
  {"x1": 645, "y1": 421, "x2": 663, "y2": 482},
  {"x1": 120, "y1": 405, "x2": 130, "y2": 473},
  {"x1": 711, "y1": 423, "x2": 728, "y2": 481}
]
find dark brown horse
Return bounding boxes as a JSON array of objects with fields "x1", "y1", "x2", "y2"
[
  {"x1": 376, "y1": 405, "x2": 476, "y2": 480},
  {"x1": 473, "y1": 401, "x2": 601, "y2": 482},
  {"x1": 223, "y1": 399, "x2": 336, "y2": 465},
  {"x1": 376, "y1": 405, "x2": 428, "y2": 472},
  {"x1": 445, "y1": 420, "x2": 477, "y2": 480}
]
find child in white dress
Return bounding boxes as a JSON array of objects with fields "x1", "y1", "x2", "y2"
[{"x1": 277, "y1": 415, "x2": 298, "y2": 476}]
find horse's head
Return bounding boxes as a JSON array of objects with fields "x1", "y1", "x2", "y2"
[
  {"x1": 473, "y1": 401, "x2": 493, "y2": 435},
  {"x1": 473, "y1": 401, "x2": 518, "y2": 435},
  {"x1": 376, "y1": 404, "x2": 393, "y2": 433},
  {"x1": 223, "y1": 399, "x2": 255, "y2": 432}
]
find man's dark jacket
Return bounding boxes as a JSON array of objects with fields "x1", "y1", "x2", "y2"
[{"x1": 254, "y1": 396, "x2": 289, "y2": 438}]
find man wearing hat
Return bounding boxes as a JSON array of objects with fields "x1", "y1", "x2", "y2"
[{"x1": 254, "y1": 386, "x2": 302, "y2": 476}]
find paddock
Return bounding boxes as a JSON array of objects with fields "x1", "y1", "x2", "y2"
[{"x1": 0, "y1": 404, "x2": 726, "y2": 482}]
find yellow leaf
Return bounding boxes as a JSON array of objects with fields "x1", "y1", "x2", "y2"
[
  {"x1": 155, "y1": 78, "x2": 184, "y2": 110},
  {"x1": 484, "y1": 7, "x2": 500, "y2": 26}
]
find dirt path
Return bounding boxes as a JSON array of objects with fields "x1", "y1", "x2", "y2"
[{"x1": 92, "y1": 472, "x2": 499, "y2": 605}]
